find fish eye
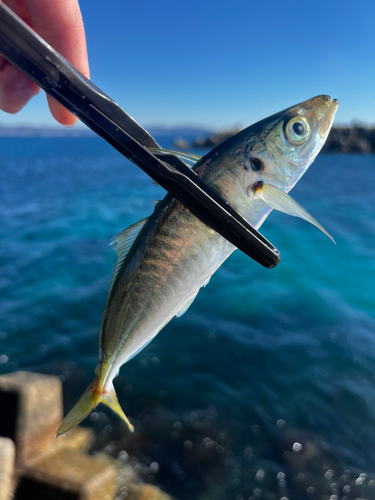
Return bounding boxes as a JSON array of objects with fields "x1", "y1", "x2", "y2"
[
  {"x1": 292, "y1": 122, "x2": 304, "y2": 135},
  {"x1": 285, "y1": 116, "x2": 310, "y2": 146}
]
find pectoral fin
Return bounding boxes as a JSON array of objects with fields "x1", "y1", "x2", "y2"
[{"x1": 254, "y1": 182, "x2": 335, "y2": 244}]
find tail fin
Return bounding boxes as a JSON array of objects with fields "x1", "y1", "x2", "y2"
[{"x1": 56, "y1": 378, "x2": 134, "y2": 437}]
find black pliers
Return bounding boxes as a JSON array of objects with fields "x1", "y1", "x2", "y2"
[{"x1": 0, "y1": 3, "x2": 280, "y2": 268}]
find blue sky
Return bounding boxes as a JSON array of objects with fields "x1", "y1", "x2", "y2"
[{"x1": 1, "y1": 0, "x2": 374, "y2": 129}]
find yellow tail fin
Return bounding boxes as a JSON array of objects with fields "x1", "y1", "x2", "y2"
[{"x1": 56, "y1": 378, "x2": 134, "y2": 437}]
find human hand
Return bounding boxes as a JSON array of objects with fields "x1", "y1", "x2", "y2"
[{"x1": 0, "y1": 0, "x2": 89, "y2": 126}]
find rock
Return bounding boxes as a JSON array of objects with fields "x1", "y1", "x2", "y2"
[
  {"x1": 173, "y1": 137, "x2": 189, "y2": 149},
  {"x1": 0, "y1": 371, "x2": 62, "y2": 464},
  {"x1": 191, "y1": 129, "x2": 240, "y2": 148},
  {"x1": 0, "y1": 437, "x2": 15, "y2": 500},
  {"x1": 322, "y1": 126, "x2": 375, "y2": 153}
]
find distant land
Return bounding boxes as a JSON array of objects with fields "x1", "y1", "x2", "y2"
[
  {"x1": 0, "y1": 125, "x2": 95, "y2": 137},
  {"x1": 0, "y1": 124, "x2": 374, "y2": 153},
  {"x1": 0, "y1": 124, "x2": 212, "y2": 139}
]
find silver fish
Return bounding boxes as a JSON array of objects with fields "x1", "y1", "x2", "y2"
[{"x1": 57, "y1": 95, "x2": 338, "y2": 436}]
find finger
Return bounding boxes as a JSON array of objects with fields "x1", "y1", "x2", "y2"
[
  {"x1": 24, "y1": 0, "x2": 90, "y2": 126},
  {"x1": 0, "y1": 1, "x2": 40, "y2": 113},
  {"x1": 0, "y1": 62, "x2": 40, "y2": 114},
  {"x1": 2, "y1": 0, "x2": 31, "y2": 26}
]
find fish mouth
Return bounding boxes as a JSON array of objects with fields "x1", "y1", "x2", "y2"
[
  {"x1": 315, "y1": 95, "x2": 339, "y2": 138},
  {"x1": 295, "y1": 95, "x2": 338, "y2": 139}
]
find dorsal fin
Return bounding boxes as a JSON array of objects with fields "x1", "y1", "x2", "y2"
[
  {"x1": 148, "y1": 148, "x2": 202, "y2": 185},
  {"x1": 175, "y1": 277, "x2": 211, "y2": 318},
  {"x1": 148, "y1": 147, "x2": 202, "y2": 167},
  {"x1": 108, "y1": 217, "x2": 149, "y2": 297}
]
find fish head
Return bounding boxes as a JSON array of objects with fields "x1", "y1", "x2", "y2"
[
  {"x1": 194, "y1": 95, "x2": 338, "y2": 225},
  {"x1": 249, "y1": 95, "x2": 339, "y2": 190}
]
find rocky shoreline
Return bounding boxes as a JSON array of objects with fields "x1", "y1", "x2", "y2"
[
  {"x1": 176, "y1": 126, "x2": 375, "y2": 154},
  {"x1": 322, "y1": 126, "x2": 375, "y2": 153}
]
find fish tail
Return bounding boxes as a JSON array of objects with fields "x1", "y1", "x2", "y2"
[
  {"x1": 56, "y1": 377, "x2": 134, "y2": 437},
  {"x1": 99, "y1": 382, "x2": 135, "y2": 432}
]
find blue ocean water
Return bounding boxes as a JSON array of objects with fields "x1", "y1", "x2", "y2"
[{"x1": 1, "y1": 136, "x2": 375, "y2": 499}]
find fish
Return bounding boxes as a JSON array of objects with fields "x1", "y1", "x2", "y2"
[{"x1": 56, "y1": 95, "x2": 338, "y2": 436}]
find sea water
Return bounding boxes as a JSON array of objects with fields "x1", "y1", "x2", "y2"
[{"x1": 1, "y1": 136, "x2": 375, "y2": 499}]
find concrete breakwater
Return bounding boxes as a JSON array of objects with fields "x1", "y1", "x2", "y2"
[{"x1": 0, "y1": 372, "x2": 172, "y2": 500}]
